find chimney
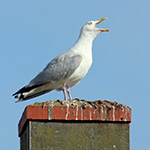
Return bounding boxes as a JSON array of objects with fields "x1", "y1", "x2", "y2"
[{"x1": 18, "y1": 99, "x2": 131, "y2": 150}]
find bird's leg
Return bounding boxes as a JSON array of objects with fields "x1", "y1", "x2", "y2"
[
  {"x1": 62, "y1": 86, "x2": 67, "y2": 100},
  {"x1": 67, "y1": 88, "x2": 72, "y2": 100}
]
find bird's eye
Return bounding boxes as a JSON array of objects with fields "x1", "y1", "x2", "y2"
[{"x1": 88, "y1": 22, "x2": 92, "y2": 25}]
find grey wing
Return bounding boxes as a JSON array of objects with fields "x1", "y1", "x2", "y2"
[{"x1": 29, "y1": 52, "x2": 82, "y2": 86}]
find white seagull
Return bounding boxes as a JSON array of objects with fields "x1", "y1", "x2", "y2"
[{"x1": 13, "y1": 17, "x2": 109, "y2": 102}]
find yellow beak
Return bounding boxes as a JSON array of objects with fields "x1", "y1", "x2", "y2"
[
  {"x1": 96, "y1": 17, "x2": 109, "y2": 32},
  {"x1": 100, "y1": 29, "x2": 109, "y2": 32},
  {"x1": 96, "y1": 17, "x2": 108, "y2": 24}
]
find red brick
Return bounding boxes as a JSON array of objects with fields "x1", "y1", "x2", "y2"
[
  {"x1": 18, "y1": 100, "x2": 131, "y2": 136},
  {"x1": 26, "y1": 106, "x2": 48, "y2": 120}
]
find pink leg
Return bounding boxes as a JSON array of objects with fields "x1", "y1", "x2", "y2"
[
  {"x1": 67, "y1": 88, "x2": 72, "y2": 100},
  {"x1": 62, "y1": 86, "x2": 67, "y2": 100}
]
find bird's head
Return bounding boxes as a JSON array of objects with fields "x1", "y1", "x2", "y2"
[{"x1": 80, "y1": 17, "x2": 109, "y2": 40}]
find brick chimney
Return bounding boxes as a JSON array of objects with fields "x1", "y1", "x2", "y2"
[{"x1": 18, "y1": 99, "x2": 131, "y2": 150}]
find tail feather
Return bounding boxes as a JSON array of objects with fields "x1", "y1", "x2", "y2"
[
  {"x1": 12, "y1": 83, "x2": 46, "y2": 96},
  {"x1": 15, "y1": 89, "x2": 52, "y2": 103},
  {"x1": 13, "y1": 82, "x2": 51, "y2": 102}
]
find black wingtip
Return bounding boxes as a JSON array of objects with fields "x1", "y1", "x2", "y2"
[
  {"x1": 12, "y1": 90, "x2": 21, "y2": 97},
  {"x1": 12, "y1": 93, "x2": 16, "y2": 96}
]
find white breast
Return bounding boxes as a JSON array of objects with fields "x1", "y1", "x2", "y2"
[{"x1": 66, "y1": 51, "x2": 93, "y2": 88}]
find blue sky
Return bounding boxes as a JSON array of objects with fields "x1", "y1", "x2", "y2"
[{"x1": 1, "y1": 0, "x2": 150, "y2": 149}]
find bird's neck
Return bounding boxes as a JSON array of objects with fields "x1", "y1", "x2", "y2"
[
  {"x1": 72, "y1": 34, "x2": 94, "y2": 52},
  {"x1": 69, "y1": 34, "x2": 93, "y2": 66}
]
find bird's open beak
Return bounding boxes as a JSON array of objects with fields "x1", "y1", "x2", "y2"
[
  {"x1": 96, "y1": 17, "x2": 108, "y2": 24},
  {"x1": 96, "y1": 17, "x2": 109, "y2": 32}
]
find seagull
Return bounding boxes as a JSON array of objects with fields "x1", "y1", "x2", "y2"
[{"x1": 13, "y1": 17, "x2": 109, "y2": 103}]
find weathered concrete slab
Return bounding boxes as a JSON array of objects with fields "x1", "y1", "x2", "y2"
[{"x1": 21, "y1": 121, "x2": 130, "y2": 150}]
